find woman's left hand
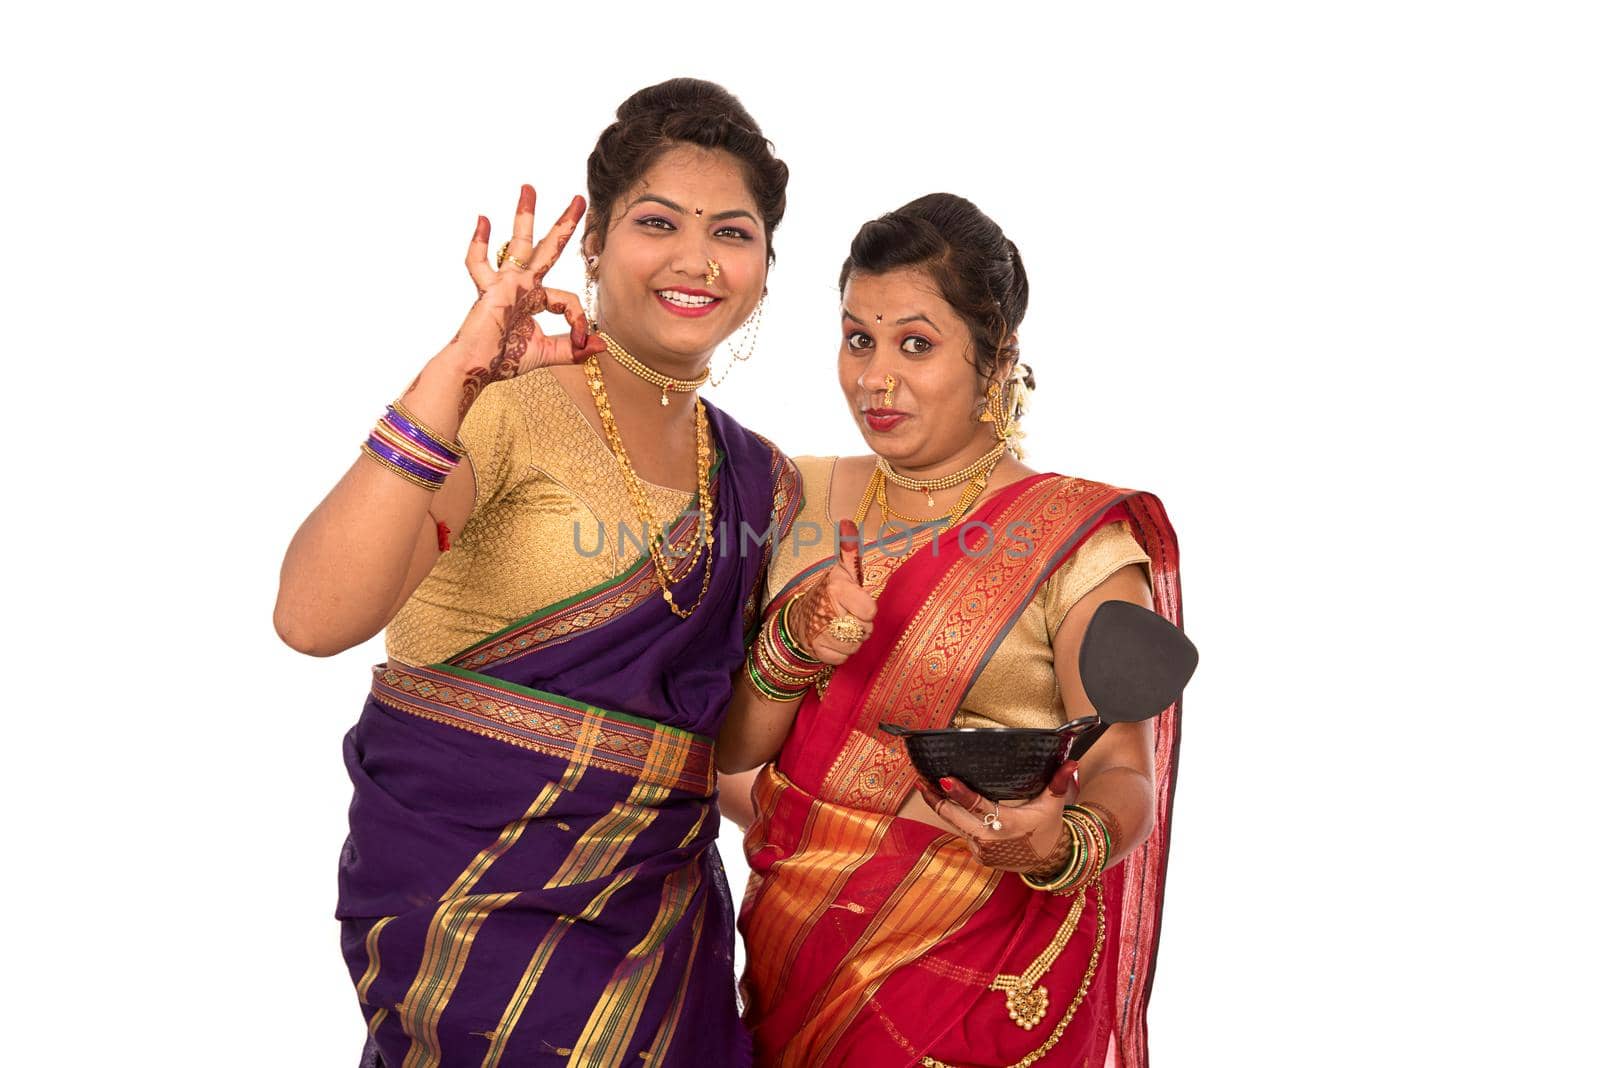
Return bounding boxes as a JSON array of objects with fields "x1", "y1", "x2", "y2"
[{"x1": 913, "y1": 759, "x2": 1080, "y2": 873}]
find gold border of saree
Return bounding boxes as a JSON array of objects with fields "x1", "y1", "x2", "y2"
[{"x1": 371, "y1": 662, "x2": 715, "y2": 797}]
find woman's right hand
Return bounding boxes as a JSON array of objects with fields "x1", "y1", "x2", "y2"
[
  {"x1": 451, "y1": 184, "x2": 609, "y2": 408},
  {"x1": 790, "y1": 520, "x2": 878, "y2": 665}
]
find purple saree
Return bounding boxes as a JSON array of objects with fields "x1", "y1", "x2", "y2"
[{"x1": 337, "y1": 405, "x2": 799, "y2": 1068}]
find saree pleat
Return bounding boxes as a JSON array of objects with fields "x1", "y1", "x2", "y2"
[
  {"x1": 741, "y1": 475, "x2": 1181, "y2": 1068},
  {"x1": 339, "y1": 405, "x2": 799, "y2": 1067}
]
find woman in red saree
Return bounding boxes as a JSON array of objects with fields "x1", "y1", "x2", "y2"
[{"x1": 719, "y1": 195, "x2": 1183, "y2": 1067}]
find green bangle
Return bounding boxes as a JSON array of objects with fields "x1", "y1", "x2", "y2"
[
  {"x1": 777, "y1": 596, "x2": 822, "y2": 665},
  {"x1": 745, "y1": 646, "x2": 808, "y2": 703},
  {"x1": 1021, "y1": 816, "x2": 1087, "y2": 893},
  {"x1": 1065, "y1": 805, "x2": 1110, "y2": 875}
]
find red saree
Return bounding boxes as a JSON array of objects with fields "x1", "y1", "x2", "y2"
[{"x1": 739, "y1": 475, "x2": 1182, "y2": 1067}]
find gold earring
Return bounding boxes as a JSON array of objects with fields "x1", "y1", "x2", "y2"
[
  {"x1": 883, "y1": 373, "x2": 897, "y2": 407},
  {"x1": 583, "y1": 257, "x2": 598, "y2": 327},
  {"x1": 709, "y1": 294, "x2": 764, "y2": 387},
  {"x1": 705, "y1": 259, "x2": 721, "y2": 286},
  {"x1": 979, "y1": 382, "x2": 1000, "y2": 423}
]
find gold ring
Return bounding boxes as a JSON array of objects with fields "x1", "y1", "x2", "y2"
[
  {"x1": 496, "y1": 241, "x2": 531, "y2": 271},
  {"x1": 982, "y1": 809, "x2": 1004, "y2": 831},
  {"x1": 825, "y1": 614, "x2": 868, "y2": 644}
]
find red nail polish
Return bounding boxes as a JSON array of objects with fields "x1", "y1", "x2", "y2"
[
  {"x1": 518, "y1": 185, "x2": 534, "y2": 212},
  {"x1": 939, "y1": 777, "x2": 955, "y2": 791}
]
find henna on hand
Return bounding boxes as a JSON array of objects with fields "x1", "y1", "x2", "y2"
[
  {"x1": 457, "y1": 282, "x2": 552, "y2": 417},
  {"x1": 793, "y1": 578, "x2": 839, "y2": 653}
]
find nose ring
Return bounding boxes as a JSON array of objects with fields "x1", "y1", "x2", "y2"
[
  {"x1": 705, "y1": 259, "x2": 721, "y2": 286},
  {"x1": 883, "y1": 373, "x2": 897, "y2": 407}
]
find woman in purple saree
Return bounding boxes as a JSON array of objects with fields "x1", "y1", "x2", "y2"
[{"x1": 275, "y1": 80, "x2": 796, "y2": 1066}]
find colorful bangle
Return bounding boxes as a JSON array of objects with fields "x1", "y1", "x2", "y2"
[
  {"x1": 777, "y1": 596, "x2": 822, "y2": 665},
  {"x1": 361, "y1": 439, "x2": 451, "y2": 490},
  {"x1": 388, "y1": 401, "x2": 464, "y2": 463},
  {"x1": 360, "y1": 402, "x2": 464, "y2": 491},
  {"x1": 745, "y1": 645, "x2": 813, "y2": 702},
  {"x1": 744, "y1": 597, "x2": 827, "y2": 701},
  {"x1": 1021, "y1": 808, "x2": 1109, "y2": 895},
  {"x1": 1075, "y1": 800, "x2": 1123, "y2": 860},
  {"x1": 1021, "y1": 822, "x2": 1084, "y2": 894}
]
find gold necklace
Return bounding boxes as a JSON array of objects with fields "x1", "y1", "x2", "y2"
[
  {"x1": 858, "y1": 463, "x2": 993, "y2": 533},
  {"x1": 876, "y1": 467, "x2": 991, "y2": 527},
  {"x1": 598, "y1": 331, "x2": 710, "y2": 406},
  {"x1": 878, "y1": 440, "x2": 1009, "y2": 506},
  {"x1": 583, "y1": 356, "x2": 715, "y2": 619}
]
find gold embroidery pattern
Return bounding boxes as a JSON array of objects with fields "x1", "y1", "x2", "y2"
[
  {"x1": 821, "y1": 479, "x2": 1126, "y2": 811},
  {"x1": 371, "y1": 663, "x2": 714, "y2": 797},
  {"x1": 448, "y1": 483, "x2": 718, "y2": 673}
]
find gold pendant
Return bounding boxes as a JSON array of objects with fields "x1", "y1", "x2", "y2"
[
  {"x1": 926, "y1": 492, "x2": 935, "y2": 507},
  {"x1": 660, "y1": 390, "x2": 669, "y2": 406},
  {"x1": 1004, "y1": 984, "x2": 1048, "y2": 1030}
]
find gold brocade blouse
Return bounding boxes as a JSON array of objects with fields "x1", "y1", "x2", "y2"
[
  {"x1": 764, "y1": 457, "x2": 1151, "y2": 731},
  {"x1": 384, "y1": 370, "x2": 695, "y2": 667}
]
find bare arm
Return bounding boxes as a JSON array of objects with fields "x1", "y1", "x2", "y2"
[
  {"x1": 273, "y1": 186, "x2": 604, "y2": 657},
  {"x1": 911, "y1": 561, "x2": 1157, "y2": 875},
  {"x1": 716, "y1": 672, "x2": 807, "y2": 774},
  {"x1": 717, "y1": 769, "x2": 759, "y2": 832},
  {"x1": 1052, "y1": 562, "x2": 1158, "y2": 868}
]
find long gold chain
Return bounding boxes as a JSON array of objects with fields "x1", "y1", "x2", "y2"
[
  {"x1": 583, "y1": 356, "x2": 714, "y2": 619},
  {"x1": 878, "y1": 440, "x2": 1009, "y2": 506},
  {"x1": 919, "y1": 879, "x2": 1106, "y2": 1068},
  {"x1": 989, "y1": 889, "x2": 1087, "y2": 1030},
  {"x1": 598, "y1": 331, "x2": 710, "y2": 406}
]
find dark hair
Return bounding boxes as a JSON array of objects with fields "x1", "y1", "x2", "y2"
[
  {"x1": 838, "y1": 193, "x2": 1031, "y2": 386},
  {"x1": 586, "y1": 78, "x2": 789, "y2": 264}
]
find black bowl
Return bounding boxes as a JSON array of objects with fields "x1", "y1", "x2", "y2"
[{"x1": 879, "y1": 716, "x2": 1099, "y2": 800}]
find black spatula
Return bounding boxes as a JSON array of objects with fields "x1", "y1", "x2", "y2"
[{"x1": 1069, "y1": 600, "x2": 1197, "y2": 758}]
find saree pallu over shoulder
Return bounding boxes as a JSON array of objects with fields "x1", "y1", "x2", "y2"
[
  {"x1": 338, "y1": 405, "x2": 794, "y2": 1067},
  {"x1": 743, "y1": 475, "x2": 1182, "y2": 1068}
]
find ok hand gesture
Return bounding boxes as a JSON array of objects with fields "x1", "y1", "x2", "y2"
[{"x1": 452, "y1": 184, "x2": 608, "y2": 406}]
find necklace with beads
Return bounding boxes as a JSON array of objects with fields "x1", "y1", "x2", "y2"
[
  {"x1": 597, "y1": 331, "x2": 710, "y2": 406},
  {"x1": 583, "y1": 355, "x2": 715, "y2": 619},
  {"x1": 854, "y1": 447, "x2": 1004, "y2": 531},
  {"x1": 877, "y1": 440, "x2": 1010, "y2": 507}
]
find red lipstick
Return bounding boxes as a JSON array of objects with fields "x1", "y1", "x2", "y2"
[{"x1": 864, "y1": 408, "x2": 908, "y2": 432}]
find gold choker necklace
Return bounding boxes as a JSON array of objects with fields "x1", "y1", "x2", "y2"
[
  {"x1": 598, "y1": 331, "x2": 710, "y2": 405},
  {"x1": 877, "y1": 442, "x2": 1009, "y2": 506}
]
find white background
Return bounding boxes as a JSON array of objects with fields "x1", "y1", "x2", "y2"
[{"x1": 5, "y1": 2, "x2": 1596, "y2": 1064}]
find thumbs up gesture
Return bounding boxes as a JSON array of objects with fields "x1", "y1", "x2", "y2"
[{"x1": 791, "y1": 519, "x2": 878, "y2": 666}]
